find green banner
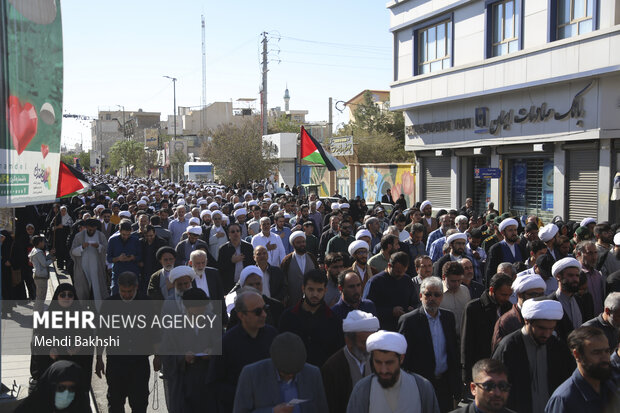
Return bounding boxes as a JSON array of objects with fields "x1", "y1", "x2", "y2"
[{"x1": 1, "y1": 0, "x2": 62, "y2": 206}]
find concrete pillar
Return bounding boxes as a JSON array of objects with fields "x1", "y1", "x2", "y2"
[
  {"x1": 450, "y1": 155, "x2": 459, "y2": 209},
  {"x1": 598, "y1": 139, "x2": 612, "y2": 221},
  {"x1": 415, "y1": 157, "x2": 423, "y2": 202},
  {"x1": 553, "y1": 143, "x2": 566, "y2": 219},
  {"x1": 490, "y1": 150, "x2": 501, "y2": 207}
]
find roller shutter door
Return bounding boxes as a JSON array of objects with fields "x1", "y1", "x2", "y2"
[
  {"x1": 423, "y1": 156, "x2": 451, "y2": 209},
  {"x1": 568, "y1": 149, "x2": 598, "y2": 221}
]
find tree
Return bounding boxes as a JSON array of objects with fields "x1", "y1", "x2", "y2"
[
  {"x1": 341, "y1": 90, "x2": 411, "y2": 163},
  {"x1": 108, "y1": 139, "x2": 145, "y2": 176},
  {"x1": 268, "y1": 115, "x2": 300, "y2": 134},
  {"x1": 202, "y1": 119, "x2": 279, "y2": 185}
]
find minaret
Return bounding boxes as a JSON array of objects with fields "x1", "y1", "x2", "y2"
[{"x1": 284, "y1": 85, "x2": 290, "y2": 112}]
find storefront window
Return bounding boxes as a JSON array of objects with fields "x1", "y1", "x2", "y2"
[{"x1": 508, "y1": 158, "x2": 554, "y2": 222}]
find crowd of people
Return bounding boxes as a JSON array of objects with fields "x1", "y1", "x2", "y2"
[{"x1": 2, "y1": 175, "x2": 620, "y2": 412}]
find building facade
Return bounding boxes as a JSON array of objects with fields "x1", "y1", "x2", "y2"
[{"x1": 389, "y1": 0, "x2": 620, "y2": 222}]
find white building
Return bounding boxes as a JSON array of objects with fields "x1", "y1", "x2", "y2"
[
  {"x1": 389, "y1": 0, "x2": 620, "y2": 222},
  {"x1": 262, "y1": 133, "x2": 298, "y2": 187}
]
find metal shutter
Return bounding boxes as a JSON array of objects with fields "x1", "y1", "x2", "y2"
[
  {"x1": 423, "y1": 156, "x2": 451, "y2": 209},
  {"x1": 568, "y1": 149, "x2": 598, "y2": 221},
  {"x1": 507, "y1": 158, "x2": 554, "y2": 222}
]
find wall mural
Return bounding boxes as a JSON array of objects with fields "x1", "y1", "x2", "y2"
[
  {"x1": 309, "y1": 166, "x2": 329, "y2": 197},
  {"x1": 356, "y1": 165, "x2": 414, "y2": 207}
]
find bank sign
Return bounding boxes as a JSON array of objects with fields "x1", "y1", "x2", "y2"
[{"x1": 405, "y1": 81, "x2": 593, "y2": 137}]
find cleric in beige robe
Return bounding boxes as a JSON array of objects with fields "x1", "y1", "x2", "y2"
[{"x1": 70, "y1": 219, "x2": 109, "y2": 305}]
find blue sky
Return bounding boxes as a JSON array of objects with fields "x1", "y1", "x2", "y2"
[{"x1": 60, "y1": 0, "x2": 393, "y2": 150}]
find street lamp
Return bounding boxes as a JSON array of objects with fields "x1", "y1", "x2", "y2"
[{"x1": 163, "y1": 75, "x2": 177, "y2": 141}]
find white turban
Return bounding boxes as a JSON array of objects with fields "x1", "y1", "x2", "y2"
[
  {"x1": 420, "y1": 200, "x2": 432, "y2": 210},
  {"x1": 455, "y1": 215, "x2": 468, "y2": 224},
  {"x1": 244, "y1": 192, "x2": 252, "y2": 198},
  {"x1": 177, "y1": 199, "x2": 186, "y2": 206},
  {"x1": 211, "y1": 211, "x2": 223, "y2": 219},
  {"x1": 447, "y1": 232, "x2": 468, "y2": 245},
  {"x1": 95, "y1": 204, "x2": 105, "y2": 210},
  {"x1": 340, "y1": 203, "x2": 350, "y2": 209},
  {"x1": 239, "y1": 265, "x2": 262, "y2": 287},
  {"x1": 289, "y1": 231, "x2": 305, "y2": 245},
  {"x1": 521, "y1": 299, "x2": 564, "y2": 320},
  {"x1": 187, "y1": 226, "x2": 202, "y2": 235},
  {"x1": 169, "y1": 265, "x2": 196, "y2": 283},
  {"x1": 188, "y1": 217, "x2": 200, "y2": 226},
  {"x1": 342, "y1": 310, "x2": 380, "y2": 333},
  {"x1": 198, "y1": 199, "x2": 208, "y2": 206},
  {"x1": 119, "y1": 211, "x2": 131, "y2": 218},
  {"x1": 208, "y1": 202, "x2": 219, "y2": 209},
  {"x1": 580, "y1": 217, "x2": 596, "y2": 227},
  {"x1": 316, "y1": 201, "x2": 322, "y2": 208},
  {"x1": 366, "y1": 331, "x2": 407, "y2": 355},
  {"x1": 137, "y1": 200, "x2": 147, "y2": 207},
  {"x1": 283, "y1": 213, "x2": 292, "y2": 219},
  {"x1": 355, "y1": 229, "x2": 371, "y2": 240},
  {"x1": 539, "y1": 223, "x2": 559, "y2": 242},
  {"x1": 512, "y1": 273, "x2": 546, "y2": 294},
  {"x1": 248, "y1": 200, "x2": 258, "y2": 207},
  {"x1": 552, "y1": 257, "x2": 581, "y2": 276},
  {"x1": 234, "y1": 202, "x2": 244, "y2": 209},
  {"x1": 234, "y1": 208, "x2": 247, "y2": 218},
  {"x1": 498, "y1": 218, "x2": 518, "y2": 232},
  {"x1": 331, "y1": 203, "x2": 340, "y2": 210},
  {"x1": 348, "y1": 240, "x2": 369, "y2": 256},
  {"x1": 200, "y1": 210, "x2": 211, "y2": 218},
  {"x1": 614, "y1": 232, "x2": 620, "y2": 246}
]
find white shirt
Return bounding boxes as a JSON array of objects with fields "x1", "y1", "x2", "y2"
[
  {"x1": 294, "y1": 252, "x2": 307, "y2": 273},
  {"x1": 194, "y1": 271, "x2": 210, "y2": 298},
  {"x1": 251, "y1": 232, "x2": 286, "y2": 267}
]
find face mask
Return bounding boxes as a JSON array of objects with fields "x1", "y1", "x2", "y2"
[{"x1": 55, "y1": 390, "x2": 75, "y2": 410}]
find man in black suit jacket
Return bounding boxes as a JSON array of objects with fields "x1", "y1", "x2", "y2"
[
  {"x1": 318, "y1": 215, "x2": 340, "y2": 263},
  {"x1": 217, "y1": 223, "x2": 255, "y2": 292},
  {"x1": 100, "y1": 208, "x2": 117, "y2": 240},
  {"x1": 484, "y1": 219, "x2": 526, "y2": 286},
  {"x1": 188, "y1": 249, "x2": 228, "y2": 326},
  {"x1": 381, "y1": 188, "x2": 395, "y2": 205},
  {"x1": 253, "y1": 244, "x2": 288, "y2": 304},
  {"x1": 399, "y1": 276, "x2": 461, "y2": 412}
]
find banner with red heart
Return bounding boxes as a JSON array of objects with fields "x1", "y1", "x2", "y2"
[
  {"x1": 41, "y1": 144, "x2": 49, "y2": 158},
  {"x1": 8, "y1": 95, "x2": 38, "y2": 155}
]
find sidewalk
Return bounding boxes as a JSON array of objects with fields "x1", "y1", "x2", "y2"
[{"x1": 1, "y1": 266, "x2": 168, "y2": 412}]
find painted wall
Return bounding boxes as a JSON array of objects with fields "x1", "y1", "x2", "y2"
[
  {"x1": 309, "y1": 166, "x2": 330, "y2": 197},
  {"x1": 355, "y1": 164, "x2": 415, "y2": 207}
]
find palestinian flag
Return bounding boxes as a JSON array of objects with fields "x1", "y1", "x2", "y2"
[
  {"x1": 300, "y1": 126, "x2": 345, "y2": 171},
  {"x1": 56, "y1": 161, "x2": 90, "y2": 198}
]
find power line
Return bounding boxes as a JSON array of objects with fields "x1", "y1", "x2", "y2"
[
  {"x1": 280, "y1": 35, "x2": 389, "y2": 52},
  {"x1": 279, "y1": 49, "x2": 390, "y2": 59},
  {"x1": 278, "y1": 59, "x2": 389, "y2": 71}
]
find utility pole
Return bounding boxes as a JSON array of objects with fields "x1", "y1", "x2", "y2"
[
  {"x1": 201, "y1": 15, "x2": 207, "y2": 135},
  {"x1": 163, "y1": 75, "x2": 177, "y2": 141},
  {"x1": 261, "y1": 32, "x2": 268, "y2": 136},
  {"x1": 328, "y1": 97, "x2": 333, "y2": 141}
]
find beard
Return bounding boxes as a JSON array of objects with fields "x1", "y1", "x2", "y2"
[
  {"x1": 377, "y1": 369, "x2": 400, "y2": 388},
  {"x1": 304, "y1": 295, "x2": 322, "y2": 308},
  {"x1": 294, "y1": 246, "x2": 307, "y2": 254},
  {"x1": 582, "y1": 360, "x2": 611, "y2": 381},
  {"x1": 561, "y1": 278, "x2": 580, "y2": 294},
  {"x1": 350, "y1": 345, "x2": 369, "y2": 363}
]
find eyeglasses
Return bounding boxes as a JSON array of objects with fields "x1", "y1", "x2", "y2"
[
  {"x1": 243, "y1": 304, "x2": 269, "y2": 316},
  {"x1": 58, "y1": 292, "x2": 74, "y2": 299},
  {"x1": 56, "y1": 384, "x2": 77, "y2": 392},
  {"x1": 474, "y1": 381, "x2": 511, "y2": 392},
  {"x1": 423, "y1": 292, "x2": 442, "y2": 298}
]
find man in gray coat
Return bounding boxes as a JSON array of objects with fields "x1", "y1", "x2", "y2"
[
  {"x1": 346, "y1": 330, "x2": 439, "y2": 413},
  {"x1": 233, "y1": 332, "x2": 328, "y2": 413}
]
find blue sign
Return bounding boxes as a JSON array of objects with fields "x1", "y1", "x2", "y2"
[{"x1": 474, "y1": 168, "x2": 501, "y2": 179}]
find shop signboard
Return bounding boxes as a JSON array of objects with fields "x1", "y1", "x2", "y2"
[{"x1": 474, "y1": 168, "x2": 501, "y2": 179}]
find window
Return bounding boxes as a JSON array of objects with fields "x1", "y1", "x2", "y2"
[
  {"x1": 491, "y1": 0, "x2": 519, "y2": 56},
  {"x1": 418, "y1": 20, "x2": 452, "y2": 74},
  {"x1": 557, "y1": 0, "x2": 595, "y2": 39}
]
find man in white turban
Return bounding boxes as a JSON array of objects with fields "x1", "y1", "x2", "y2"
[
  {"x1": 485, "y1": 217, "x2": 526, "y2": 285},
  {"x1": 492, "y1": 272, "x2": 547, "y2": 350},
  {"x1": 539, "y1": 223, "x2": 560, "y2": 262},
  {"x1": 321, "y1": 310, "x2": 380, "y2": 413},
  {"x1": 346, "y1": 330, "x2": 440, "y2": 413},
  {"x1": 492, "y1": 298, "x2": 575, "y2": 413},
  {"x1": 549, "y1": 257, "x2": 583, "y2": 342}
]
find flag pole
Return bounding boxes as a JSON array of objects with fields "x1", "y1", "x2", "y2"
[{"x1": 297, "y1": 129, "x2": 302, "y2": 188}]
